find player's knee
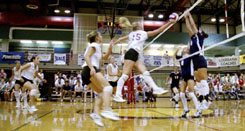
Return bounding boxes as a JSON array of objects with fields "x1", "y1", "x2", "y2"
[
  {"x1": 103, "y1": 86, "x2": 113, "y2": 94},
  {"x1": 30, "y1": 89, "x2": 40, "y2": 98},
  {"x1": 121, "y1": 74, "x2": 129, "y2": 81}
]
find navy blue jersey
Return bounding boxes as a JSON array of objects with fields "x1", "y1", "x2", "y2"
[
  {"x1": 176, "y1": 55, "x2": 194, "y2": 76},
  {"x1": 169, "y1": 72, "x2": 182, "y2": 87},
  {"x1": 190, "y1": 32, "x2": 204, "y2": 57}
]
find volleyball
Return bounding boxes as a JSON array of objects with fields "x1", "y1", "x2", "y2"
[{"x1": 169, "y1": 12, "x2": 179, "y2": 21}]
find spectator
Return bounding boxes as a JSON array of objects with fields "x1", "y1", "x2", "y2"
[
  {"x1": 74, "y1": 80, "x2": 83, "y2": 102},
  {"x1": 239, "y1": 76, "x2": 244, "y2": 90},
  {"x1": 209, "y1": 82, "x2": 216, "y2": 100},
  {"x1": 0, "y1": 79, "x2": 7, "y2": 100},
  {"x1": 83, "y1": 84, "x2": 93, "y2": 103},
  {"x1": 61, "y1": 80, "x2": 73, "y2": 102},
  {"x1": 0, "y1": 69, "x2": 7, "y2": 79},
  {"x1": 38, "y1": 69, "x2": 44, "y2": 86},
  {"x1": 55, "y1": 77, "x2": 65, "y2": 95}
]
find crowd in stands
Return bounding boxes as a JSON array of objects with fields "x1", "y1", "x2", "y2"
[{"x1": 207, "y1": 73, "x2": 244, "y2": 100}]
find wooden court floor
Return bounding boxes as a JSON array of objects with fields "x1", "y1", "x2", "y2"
[{"x1": 1, "y1": 98, "x2": 245, "y2": 131}]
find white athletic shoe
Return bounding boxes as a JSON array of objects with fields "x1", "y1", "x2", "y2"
[
  {"x1": 101, "y1": 110, "x2": 120, "y2": 121},
  {"x1": 27, "y1": 106, "x2": 38, "y2": 114},
  {"x1": 113, "y1": 95, "x2": 126, "y2": 103},
  {"x1": 194, "y1": 110, "x2": 202, "y2": 118},
  {"x1": 175, "y1": 104, "x2": 180, "y2": 108},
  {"x1": 16, "y1": 103, "x2": 21, "y2": 108},
  {"x1": 89, "y1": 113, "x2": 104, "y2": 127},
  {"x1": 153, "y1": 87, "x2": 168, "y2": 95},
  {"x1": 60, "y1": 99, "x2": 63, "y2": 102},
  {"x1": 23, "y1": 104, "x2": 29, "y2": 109}
]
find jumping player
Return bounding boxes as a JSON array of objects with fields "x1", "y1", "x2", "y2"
[
  {"x1": 185, "y1": 10, "x2": 210, "y2": 110},
  {"x1": 112, "y1": 16, "x2": 178, "y2": 102}
]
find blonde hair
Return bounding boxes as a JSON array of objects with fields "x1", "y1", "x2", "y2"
[
  {"x1": 87, "y1": 31, "x2": 99, "y2": 43},
  {"x1": 119, "y1": 17, "x2": 140, "y2": 31}
]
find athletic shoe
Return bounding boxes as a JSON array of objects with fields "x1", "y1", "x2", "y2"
[
  {"x1": 153, "y1": 87, "x2": 168, "y2": 95},
  {"x1": 60, "y1": 99, "x2": 63, "y2": 102},
  {"x1": 181, "y1": 110, "x2": 190, "y2": 118},
  {"x1": 89, "y1": 113, "x2": 104, "y2": 127},
  {"x1": 23, "y1": 104, "x2": 30, "y2": 109},
  {"x1": 175, "y1": 104, "x2": 180, "y2": 108},
  {"x1": 194, "y1": 110, "x2": 202, "y2": 118},
  {"x1": 27, "y1": 106, "x2": 38, "y2": 114},
  {"x1": 16, "y1": 103, "x2": 21, "y2": 108},
  {"x1": 113, "y1": 95, "x2": 126, "y2": 103},
  {"x1": 101, "y1": 110, "x2": 120, "y2": 121}
]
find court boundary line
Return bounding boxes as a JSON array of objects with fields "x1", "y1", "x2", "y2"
[
  {"x1": 146, "y1": 108, "x2": 222, "y2": 131},
  {"x1": 12, "y1": 110, "x2": 55, "y2": 131}
]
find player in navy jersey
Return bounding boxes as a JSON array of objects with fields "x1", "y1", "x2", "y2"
[
  {"x1": 185, "y1": 10, "x2": 210, "y2": 110},
  {"x1": 174, "y1": 47, "x2": 200, "y2": 118},
  {"x1": 166, "y1": 66, "x2": 182, "y2": 108}
]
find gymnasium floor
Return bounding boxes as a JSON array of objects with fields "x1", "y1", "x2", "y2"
[{"x1": 1, "y1": 98, "x2": 245, "y2": 131}]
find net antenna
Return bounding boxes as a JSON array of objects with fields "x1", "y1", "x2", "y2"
[
  {"x1": 224, "y1": 0, "x2": 229, "y2": 38},
  {"x1": 241, "y1": 0, "x2": 245, "y2": 32}
]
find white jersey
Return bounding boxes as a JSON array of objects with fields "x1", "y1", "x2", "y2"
[
  {"x1": 75, "y1": 84, "x2": 83, "y2": 92},
  {"x1": 55, "y1": 79, "x2": 65, "y2": 87},
  {"x1": 13, "y1": 66, "x2": 22, "y2": 81},
  {"x1": 128, "y1": 30, "x2": 148, "y2": 54},
  {"x1": 21, "y1": 62, "x2": 38, "y2": 80},
  {"x1": 82, "y1": 42, "x2": 102, "y2": 69},
  {"x1": 106, "y1": 63, "x2": 118, "y2": 82}
]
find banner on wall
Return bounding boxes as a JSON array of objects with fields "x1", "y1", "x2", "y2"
[
  {"x1": 78, "y1": 54, "x2": 85, "y2": 65},
  {"x1": 0, "y1": 52, "x2": 24, "y2": 64},
  {"x1": 28, "y1": 53, "x2": 51, "y2": 62},
  {"x1": 218, "y1": 56, "x2": 240, "y2": 67},
  {"x1": 152, "y1": 56, "x2": 163, "y2": 66},
  {"x1": 54, "y1": 54, "x2": 66, "y2": 65},
  {"x1": 206, "y1": 57, "x2": 218, "y2": 68},
  {"x1": 240, "y1": 55, "x2": 245, "y2": 64}
]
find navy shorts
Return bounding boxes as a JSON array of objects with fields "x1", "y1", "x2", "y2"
[
  {"x1": 193, "y1": 55, "x2": 207, "y2": 71},
  {"x1": 182, "y1": 74, "x2": 194, "y2": 82},
  {"x1": 124, "y1": 49, "x2": 139, "y2": 62},
  {"x1": 170, "y1": 84, "x2": 179, "y2": 89}
]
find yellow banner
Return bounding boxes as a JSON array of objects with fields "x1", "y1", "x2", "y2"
[{"x1": 240, "y1": 55, "x2": 245, "y2": 64}]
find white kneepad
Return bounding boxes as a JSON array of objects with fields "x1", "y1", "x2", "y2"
[
  {"x1": 30, "y1": 89, "x2": 40, "y2": 98},
  {"x1": 103, "y1": 86, "x2": 113, "y2": 94},
  {"x1": 121, "y1": 74, "x2": 129, "y2": 81},
  {"x1": 143, "y1": 71, "x2": 150, "y2": 77},
  {"x1": 173, "y1": 87, "x2": 179, "y2": 94}
]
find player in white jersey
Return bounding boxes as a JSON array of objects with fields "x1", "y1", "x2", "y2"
[
  {"x1": 81, "y1": 31, "x2": 119, "y2": 127},
  {"x1": 112, "y1": 17, "x2": 177, "y2": 102},
  {"x1": 107, "y1": 56, "x2": 121, "y2": 94},
  {"x1": 19, "y1": 56, "x2": 46, "y2": 113},
  {"x1": 9, "y1": 61, "x2": 22, "y2": 108}
]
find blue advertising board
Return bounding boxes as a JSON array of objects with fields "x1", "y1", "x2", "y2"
[{"x1": 0, "y1": 52, "x2": 24, "y2": 64}]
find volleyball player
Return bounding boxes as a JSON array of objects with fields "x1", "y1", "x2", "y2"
[
  {"x1": 107, "y1": 56, "x2": 121, "y2": 94},
  {"x1": 19, "y1": 56, "x2": 46, "y2": 113},
  {"x1": 185, "y1": 10, "x2": 210, "y2": 110},
  {"x1": 166, "y1": 66, "x2": 182, "y2": 108},
  {"x1": 112, "y1": 17, "x2": 177, "y2": 102},
  {"x1": 174, "y1": 47, "x2": 200, "y2": 118},
  {"x1": 9, "y1": 61, "x2": 22, "y2": 108},
  {"x1": 82, "y1": 31, "x2": 119, "y2": 127}
]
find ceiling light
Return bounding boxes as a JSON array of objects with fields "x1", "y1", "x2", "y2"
[
  {"x1": 158, "y1": 14, "x2": 164, "y2": 19},
  {"x1": 64, "y1": 10, "x2": 71, "y2": 14},
  {"x1": 148, "y1": 13, "x2": 154, "y2": 18},
  {"x1": 219, "y1": 18, "x2": 225, "y2": 23},
  {"x1": 54, "y1": 9, "x2": 60, "y2": 13},
  {"x1": 239, "y1": 49, "x2": 242, "y2": 52},
  {"x1": 36, "y1": 41, "x2": 48, "y2": 44},
  {"x1": 26, "y1": 4, "x2": 38, "y2": 10},
  {"x1": 20, "y1": 40, "x2": 32, "y2": 44},
  {"x1": 211, "y1": 18, "x2": 216, "y2": 22},
  {"x1": 52, "y1": 41, "x2": 64, "y2": 44}
]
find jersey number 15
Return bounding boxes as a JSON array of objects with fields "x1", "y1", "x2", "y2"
[{"x1": 132, "y1": 33, "x2": 141, "y2": 40}]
